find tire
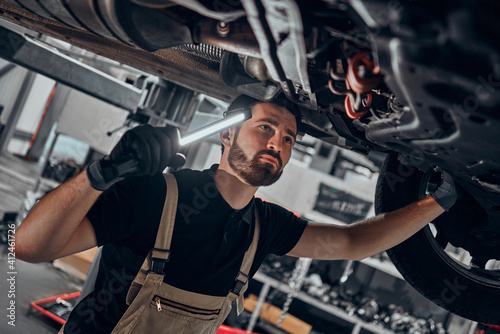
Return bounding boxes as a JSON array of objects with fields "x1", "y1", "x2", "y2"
[{"x1": 375, "y1": 154, "x2": 500, "y2": 325}]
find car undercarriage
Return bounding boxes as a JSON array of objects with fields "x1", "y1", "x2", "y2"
[{"x1": 0, "y1": 0, "x2": 498, "y2": 325}]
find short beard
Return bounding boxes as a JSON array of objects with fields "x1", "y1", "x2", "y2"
[{"x1": 228, "y1": 134, "x2": 284, "y2": 187}]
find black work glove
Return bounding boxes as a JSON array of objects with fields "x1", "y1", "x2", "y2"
[
  {"x1": 431, "y1": 170, "x2": 461, "y2": 211},
  {"x1": 86, "y1": 124, "x2": 185, "y2": 191}
]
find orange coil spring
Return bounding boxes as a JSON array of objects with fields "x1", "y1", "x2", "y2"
[
  {"x1": 329, "y1": 50, "x2": 382, "y2": 119},
  {"x1": 346, "y1": 50, "x2": 381, "y2": 94}
]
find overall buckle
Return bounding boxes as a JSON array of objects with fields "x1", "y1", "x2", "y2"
[
  {"x1": 231, "y1": 271, "x2": 249, "y2": 295},
  {"x1": 149, "y1": 248, "x2": 170, "y2": 275}
]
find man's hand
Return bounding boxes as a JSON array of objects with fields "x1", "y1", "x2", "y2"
[
  {"x1": 431, "y1": 170, "x2": 460, "y2": 211},
  {"x1": 86, "y1": 125, "x2": 185, "y2": 191},
  {"x1": 291, "y1": 169, "x2": 463, "y2": 261}
]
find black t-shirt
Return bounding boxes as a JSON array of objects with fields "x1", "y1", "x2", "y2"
[{"x1": 64, "y1": 165, "x2": 307, "y2": 333}]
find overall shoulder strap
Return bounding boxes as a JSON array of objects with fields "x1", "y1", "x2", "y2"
[
  {"x1": 240, "y1": 207, "x2": 260, "y2": 276},
  {"x1": 150, "y1": 173, "x2": 178, "y2": 274},
  {"x1": 231, "y1": 205, "x2": 260, "y2": 295},
  {"x1": 233, "y1": 205, "x2": 260, "y2": 315}
]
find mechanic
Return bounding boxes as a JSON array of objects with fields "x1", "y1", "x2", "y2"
[{"x1": 15, "y1": 94, "x2": 458, "y2": 334}]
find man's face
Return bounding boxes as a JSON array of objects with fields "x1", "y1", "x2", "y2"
[{"x1": 227, "y1": 103, "x2": 297, "y2": 186}]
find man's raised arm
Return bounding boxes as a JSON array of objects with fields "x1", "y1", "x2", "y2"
[
  {"x1": 15, "y1": 124, "x2": 182, "y2": 263},
  {"x1": 288, "y1": 171, "x2": 459, "y2": 261},
  {"x1": 15, "y1": 171, "x2": 101, "y2": 263}
]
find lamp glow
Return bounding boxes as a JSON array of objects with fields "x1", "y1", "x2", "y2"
[
  {"x1": 113, "y1": 108, "x2": 251, "y2": 175},
  {"x1": 179, "y1": 110, "x2": 250, "y2": 146}
]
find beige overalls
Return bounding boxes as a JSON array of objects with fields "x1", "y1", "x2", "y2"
[{"x1": 60, "y1": 173, "x2": 259, "y2": 334}]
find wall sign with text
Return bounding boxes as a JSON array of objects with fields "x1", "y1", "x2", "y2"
[{"x1": 313, "y1": 183, "x2": 372, "y2": 224}]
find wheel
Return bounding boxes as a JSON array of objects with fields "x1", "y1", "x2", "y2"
[{"x1": 375, "y1": 154, "x2": 500, "y2": 325}]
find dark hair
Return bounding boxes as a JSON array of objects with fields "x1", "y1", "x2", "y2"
[
  {"x1": 221, "y1": 94, "x2": 302, "y2": 154},
  {"x1": 227, "y1": 94, "x2": 261, "y2": 112},
  {"x1": 226, "y1": 93, "x2": 302, "y2": 130}
]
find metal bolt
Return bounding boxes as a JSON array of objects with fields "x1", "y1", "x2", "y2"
[
  {"x1": 357, "y1": 65, "x2": 368, "y2": 78},
  {"x1": 217, "y1": 22, "x2": 230, "y2": 37}
]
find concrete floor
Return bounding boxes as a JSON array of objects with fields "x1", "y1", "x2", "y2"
[
  {"x1": 0, "y1": 152, "x2": 82, "y2": 334},
  {"x1": 0, "y1": 244, "x2": 83, "y2": 334}
]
